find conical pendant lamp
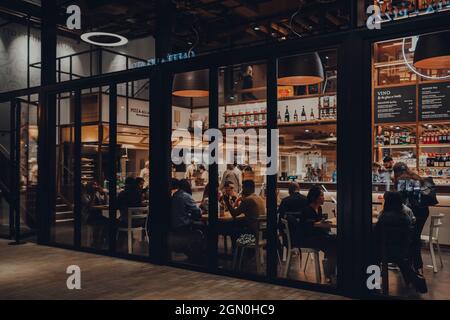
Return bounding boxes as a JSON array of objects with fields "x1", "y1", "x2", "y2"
[
  {"x1": 172, "y1": 69, "x2": 209, "y2": 97},
  {"x1": 413, "y1": 31, "x2": 450, "y2": 69},
  {"x1": 278, "y1": 52, "x2": 324, "y2": 86}
]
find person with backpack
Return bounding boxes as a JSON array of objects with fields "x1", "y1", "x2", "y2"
[{"x1": 393, "y1": 162, "x2": 438, "y2": 274}]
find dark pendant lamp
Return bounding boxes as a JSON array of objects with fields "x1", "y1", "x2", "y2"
[
  {"x1": 413, "y1": 31, "x2": 450, "y2": 69},
  {"x1": 172, "y1": 69, "x2": 209, "y2": 97},
  {"x1": 278, "y1": 52, "x2": 324, "y2": 86}
]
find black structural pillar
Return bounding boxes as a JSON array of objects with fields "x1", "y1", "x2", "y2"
[
  {"x1": 336, "y1": 34, "x2": 370, "y2": 297},
  {"x1": 149, "y1": 67, "x2": 172, "y2": 264},
  {"x1": 155, "y1": 0, "x2": 175, "y2": 58},
  {"x1": 266, "y1": 58, "x2": 278, "y2": 278},
  {"x1": 37, "y1": 0, "x2": 57, "y2": 244},
  {"x1": 208, "y1": 67, "x2": 219, "y2": 270}
]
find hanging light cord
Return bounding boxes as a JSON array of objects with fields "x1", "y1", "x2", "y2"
[
  {"x1": 188, "y1": 24, "x2": 199, "y2": 55},
  {"x1": 289, "y1": 1, "x2": 304, "y2": 38}
]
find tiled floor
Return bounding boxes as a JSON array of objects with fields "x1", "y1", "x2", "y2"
[{"x1": 0, "y1": 239, "x2": 345, "y2": 300}]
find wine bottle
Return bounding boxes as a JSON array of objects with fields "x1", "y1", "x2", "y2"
[
  {"x1": 293, "y1": 109, "x2": 298, "y2": 122},
  {"x1": 284, "y1": 106, "x2": 290, "y2": 122},
  {"x1": 277, "y1": 111, "x2": 282, "y2": 123},
  {"x1": 318, "y1": 98, "x2": 322, "y2": 120},
  {"x1": 301, "y1": 106, "x2": 307, "y2": 121},
  {"x1": 310, "y1": 108, "x2": 315, "y2": 120}
]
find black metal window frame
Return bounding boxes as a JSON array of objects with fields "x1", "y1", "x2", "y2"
[{"x1": 0, "y1": 11, "x2": 448, "y2": 299}]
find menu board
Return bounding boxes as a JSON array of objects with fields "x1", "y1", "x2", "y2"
[
  {"x1": 374, "y1": 86, "x2": 416, "y2": 124},
  {"x1": 419, "y1": 82, "x2": 450, "y2": 121}
]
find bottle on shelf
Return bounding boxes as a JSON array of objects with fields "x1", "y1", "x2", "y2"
[
  {"x1": 284, "y1": 106, "x2": 290, "y2": 122},
  {"x1": 277, "y1": 110, "x2": 282, "y2": 123},
  {"x1": 301, "y1": 106, "x2": 307, "y2": 121},
  {"x1": 293, "y1": 109, "x2": 298, "y2": 122},
  {"x1": 310, "y1": 108, "x2": 315, "y2": 121},
  {"x1": 318, "y1": 98, "x2": 322, "y2": 120}
]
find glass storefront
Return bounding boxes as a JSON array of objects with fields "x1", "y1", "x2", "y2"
[{"x1": 371, "y1": 30, "x2": 450, "y2": 298}]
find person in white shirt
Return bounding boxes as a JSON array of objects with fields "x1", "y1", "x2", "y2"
[
  {"x1": 198, "y1": 164, "x2": 208, "y2": 185},
  {"x1": 139, "y1": 160, "x2": 150, "y2": 188},
  {"x1": 185, "y1": 160, "x2": 196, "y2": 180}
]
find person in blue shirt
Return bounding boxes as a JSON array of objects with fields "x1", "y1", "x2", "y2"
[{"x1": 170, "y1": 178, "x2": 204, "y2": 263}]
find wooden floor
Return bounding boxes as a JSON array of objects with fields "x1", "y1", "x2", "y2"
[{"x1": 0, "y1": 239, "x2": 345, "y2": 300}]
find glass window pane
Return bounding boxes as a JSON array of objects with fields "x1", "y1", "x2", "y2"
[
  {"x1": 371, "y1": 30, "x2": 450, "y2": 298},
  {"x1": 217, "y1": 62, "x2": 268, "y2": 276},
  {"x1": 276, "y1": 50, "x2": 338, "y2": 286},
  {"x1": 170, "y1": 69, "x2": 209, "y2": 267}
]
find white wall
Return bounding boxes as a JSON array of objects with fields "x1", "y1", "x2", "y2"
[{"x1": 0, "y1": 21, "x2": 155, "y2": 93}]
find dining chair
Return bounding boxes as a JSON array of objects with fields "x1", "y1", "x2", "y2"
[
  {"x1": 232, "y1": 217, "x2": 267, "y2": 274},
  {"x1": 421, "y1": 213, "x2": 444, "y2": 273},
  {"x1": 117, "y1": 207, "x2": 148, "y2": 254},
  {"x1": 280, "y1": 217, "x2": 321, "y2": 283}
]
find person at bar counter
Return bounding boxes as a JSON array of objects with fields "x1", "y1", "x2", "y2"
[
  {"x1": 219, "y1": 164, "x2": 242, "y2": 194},
  {"x1": 374, "y1": 191, "x2": 427, "y2": 293},
  {"x1": 393, "y1": 162, "x2": 437, "y2": 275},
  {"x1": 81, "y1": 181, "x2": 109, "y2": 247},
  {"x1": 380, "y1": 156, "x2": 395, "y2": 184},
  {"x1": 278, "y1": 182, "x2": 308, "y2": 218},
  {"x1": 223, "y1": 180, "x2": 265, "y2": 236},
  {"x1": 169, "y1": 178, "x2": 204, "y2": 263},
  {"x1": 297, "y1": 186, "x2": 337, "y2": 283}
]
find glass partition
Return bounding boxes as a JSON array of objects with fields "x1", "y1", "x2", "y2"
[
  {"x1": 53, "y1": 91, "x2": 75, "y2": 245},
  {"x1": 170, "y1": 69, "x2": 209, "y2": 267},
  {"x1": 216, "y1": 62, "x2": 268, "y2": 276},
  {"x1": 0, "y1": 101, "x2": 11, "y2": 236},
  {"x1": 276, "y1": 50, "x2": 338, "y2": 286}
]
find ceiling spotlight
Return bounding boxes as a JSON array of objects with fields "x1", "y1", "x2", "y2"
[
  {"x1": 305, "y1": 129, "x2": 310, "y2": 133},
  {"x1": 253, "y1": 26, "x2": 260, "y2": 31},
  {"x1": 281, "y1": 36, "x2": 287, "y2": 40}
]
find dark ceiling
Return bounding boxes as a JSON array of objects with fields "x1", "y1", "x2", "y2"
[{"x1": 0, "y1": 0, "x2": 352, "y2": 54}]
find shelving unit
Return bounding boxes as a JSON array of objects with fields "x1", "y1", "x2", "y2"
[{"x1": 81, "y1": 157, "x2": 95, "y2": 185}]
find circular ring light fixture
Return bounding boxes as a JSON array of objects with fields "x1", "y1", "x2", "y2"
[{"x1": 80, "y1": 32, "x2": 128, "y2": 47}]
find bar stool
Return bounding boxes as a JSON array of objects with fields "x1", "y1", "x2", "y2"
[{"x1": 421, "y1": 213, "x2": 445, "y2": 273}]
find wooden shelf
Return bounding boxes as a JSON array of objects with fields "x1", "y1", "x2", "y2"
[
  {"x1": 220, "y1": 119, "x2": 336, "y2": 130},
  {"x1": 420, "y1": 144, "x2": 450, "y2": 148},
  {"x1": 376, "y1": 144, "x2": 417, "y2": 149},
  {"x1": 224, "y1": 112, "x2": 266, "y2": 118},
  {"x1": 374, "y1": 60, "x2": 414, "y2": 68}
]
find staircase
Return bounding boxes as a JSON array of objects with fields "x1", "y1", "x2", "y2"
[{"x1": 55, "y1": 196, "x2": 74, "y2": 224}]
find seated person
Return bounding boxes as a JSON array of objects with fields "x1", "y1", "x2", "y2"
[
  {"x1": 296, "y1": 186, "x2": 337, "y2": 283},
  {"x1": 135, "y1": 177, "x2": 148, "y2": 201},
  {"x1": 220, "y1": 181, "x2": 239, "y2": 209},
  {"x1": 278, "y1": 182, "x2": 308, "y2": 218},
  {"x1": 178, "y1": 178, "x2": 193, "y2": 195},
  {"x1": 374, "y1": 191, "x2": 427, "y2": 293},
  {"x1": 81, "y1": 181, "x2": 109, "y2": 247},
  {"x1": 170, "y1": 178, "x2": 204, "y2": 262},
  {"x1": 117, "y1": 177, "x2": 146, "y2": 228},
  {"x1": 224, "y1": 180, "x2": 265, "y2": 236}
]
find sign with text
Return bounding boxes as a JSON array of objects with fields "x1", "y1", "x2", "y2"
[
  {"x1": 374, "y1": 86, "x2": 416, "y2": 124},
  {"x1": 419, "y1": 82, "x2": 450, "y2": 121},
  {"x1": 128, "y1": 100, "x2": 149, "y2": 126}
]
